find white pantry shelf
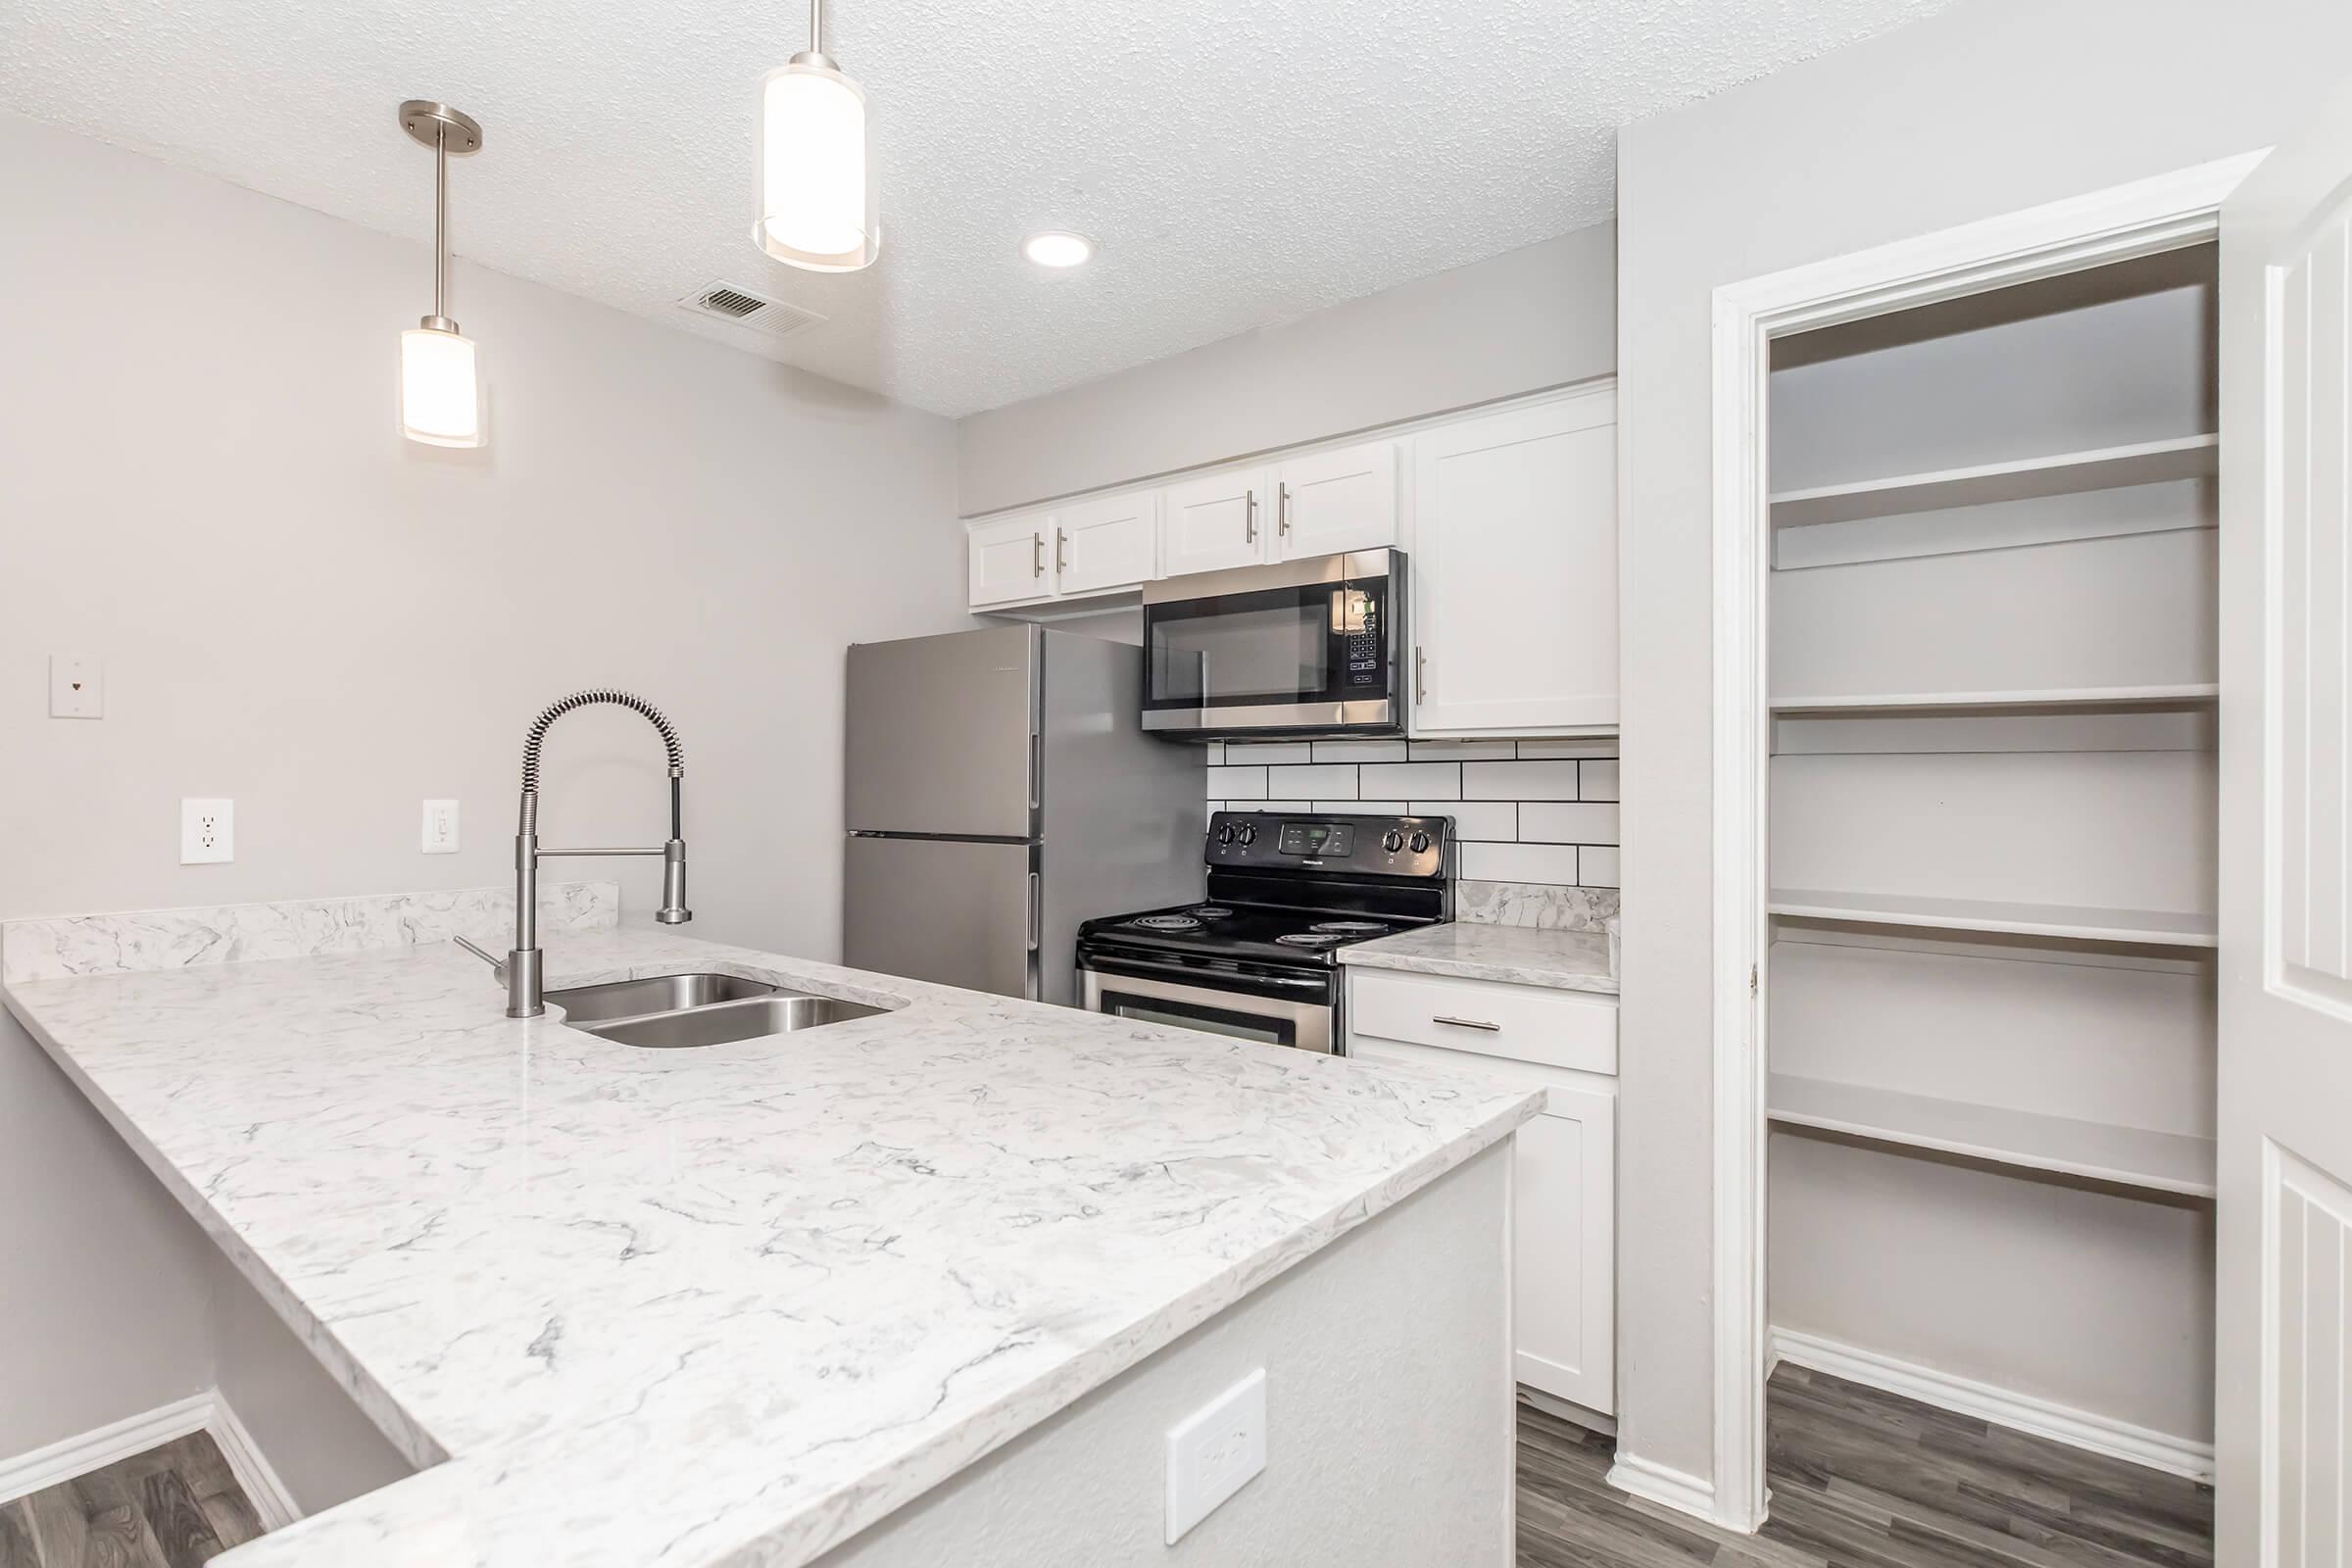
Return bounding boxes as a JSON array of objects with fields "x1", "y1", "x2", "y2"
[
  {"x1": 1767, "y1": 1073, "x2": 2216, "y2": 1199},
  {"x1": 1767, "y1": 888, "x2": 2218, "y2": 948},
  {"x1": 1770, "y1": 683, "x2": 2220, "y2": 716},
  {"x1": 1769, "y1": 433, "x2": 2219, "y2": 530}
]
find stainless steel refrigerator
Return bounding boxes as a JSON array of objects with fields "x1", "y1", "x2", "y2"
[{"x1": 845, "y1": 624, "x2": 1204, "y2": 1004}]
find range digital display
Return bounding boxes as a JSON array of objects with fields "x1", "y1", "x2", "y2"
[{"x1": 1277, "y1": 822, "x2": 1354, "y2": 858}]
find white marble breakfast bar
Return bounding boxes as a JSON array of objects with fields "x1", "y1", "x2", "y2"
[{"x1": 0, "y1": 890, "x2": 1540, "y2": 1566}]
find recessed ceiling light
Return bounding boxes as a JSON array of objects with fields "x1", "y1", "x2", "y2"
[{"x1": 1022, "y1": 231, "x2": 1096, "y2": 269}]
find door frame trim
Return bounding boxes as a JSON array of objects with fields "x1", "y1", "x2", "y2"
[{"x1": 1700, "y1": 150, "x2": 2266, "y2": 1534}]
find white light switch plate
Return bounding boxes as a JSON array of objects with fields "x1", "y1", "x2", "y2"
[
  {"x1": 422, "y1": 799, "x2": 460, "y2": 854},
  {"x1": 180, "y1": 798, "x2": 233, "y2": 864},
  {"x1": 50, "y1": 655, "x2": 102, "y2": 718},
  {"x1": 1164, "y1": 1368, "x2": 1266, "y2": 1544}
]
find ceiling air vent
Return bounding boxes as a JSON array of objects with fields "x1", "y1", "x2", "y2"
[{"x1": 677, "y1": 282, "x2": 825, "y2": 339}]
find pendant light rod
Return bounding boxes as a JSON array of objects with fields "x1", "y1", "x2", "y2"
[
  {"x1": 399, "y1": 101, "x2": 484, "y2": 331},
  {"x1": 809, "y1": 0, "x2": 821, "y2": 53}
]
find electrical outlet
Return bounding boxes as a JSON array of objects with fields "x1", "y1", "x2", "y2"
[
  {"x1": 180, "y1": 798, "x2": 233, "y2": 864},
  {"x1": 421, "y1": 799, "x2": 460, "y2": 854},
  {"x1": 1164, "y1": 1368, "x2": 1267, "y2": 1544},
  {"x1": 50, "y1": 655, "x2": 102, "y2": 718}
]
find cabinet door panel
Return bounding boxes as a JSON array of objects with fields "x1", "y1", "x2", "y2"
[
  {"x1": 1055, "y1": 490, "x2": 1158, "y2": 596},
  {"x1": 1276, "y1": 440, "x2": 1398, "y2": 560},
  {"x1": 1162, "y1": 466, "x2": 1272, "y2": 577},
  {"x1": 969, "y1": 512, "x2": 1054, "y2": 608},
  {"x1": 1513, "y1": 1087, "x2": 1615, "y2": 1413},
  {"x1": 1412, "y1": 390, "x2": 1618, "y2": 733},
  {"x1": 1346, "y1": 1025, "x2": 1616, "y2": 1414}
]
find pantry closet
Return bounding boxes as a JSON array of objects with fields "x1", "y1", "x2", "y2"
[{"x1": 1761, "y1": 243, "x2": 2221, "y2": 1471}]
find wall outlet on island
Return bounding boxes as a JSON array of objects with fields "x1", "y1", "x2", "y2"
[
  {"x1": 1164, "y1": 1367, "x2": 1267, "y2": 1544},
  {"x1": 422, "y1": 799, "x2": 460, "y2": 854},
  {"x1": 180, "y1": 799, "x2": 233, "y2": 864}
]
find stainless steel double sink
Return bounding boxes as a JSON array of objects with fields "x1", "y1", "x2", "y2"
[{"x1": 545, "y1": 972, "x2": 890, "y2": 1049}]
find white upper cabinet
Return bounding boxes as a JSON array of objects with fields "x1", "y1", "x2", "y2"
[
  {"x1": 1273, "y1": 440, "x2": 1399, "y2": 560},
  {"x1": 1410, "y1": 386, "x2": 1618, "y2": 734},
  {"x1": 1054, "y1": 490, "x2": 1159, "y2": 597},
  {"x1": 1161, "y1": 466, "x2": 1275, "y2": 577},
  {"x1": 968, "y1": 509, "x2": 1054, "y2": 608}
]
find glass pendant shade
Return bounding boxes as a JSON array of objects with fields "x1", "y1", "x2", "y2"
[
  {"x1": 755, "y1": 58, "x2": 878, "y2": 271},
  {"x1": 400, "y1": 325, "x2": 483, "y2": 447}
]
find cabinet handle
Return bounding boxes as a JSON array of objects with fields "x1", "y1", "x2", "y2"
[
  {"x1": 1415, "y1": 645, "x2": 1427, "y2": 705},
  {"x1": 1432, "y1": 1014, "x2": 1500, "y2": 1032},
  {"x1": 1245, "y1": 490, "x2": 1258, "y2": 543},
  {"x1": 1278, "y1": 482, "x2": 1292, "y2": 536},
  {"x1": 1032, "y1": 532, "x2": 1045, "y2": 578},
  {"x1": 1055, "y1": 527, "x2": 1068, "y2": 572}
]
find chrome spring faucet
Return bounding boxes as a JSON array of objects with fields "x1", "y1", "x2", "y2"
[{"x1": 457, "y1": 689, "x2": 690, "y2": 1016}]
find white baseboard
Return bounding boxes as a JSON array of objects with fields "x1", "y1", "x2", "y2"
[
  {"x1": 1769, "y1": 1327, "x2": 2215, "y2": 1483},
  {"x1": 0, "y1": 1389, "x2": 303, "y2": 1529},
  {"x1": 1605, "y1": 1450, "x2": 1719, "y2": 1522}
]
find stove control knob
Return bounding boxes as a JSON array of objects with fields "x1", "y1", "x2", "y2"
[
  {"x1": 1216, "y1": 824, "x2": 1236, "y2": 845},
  {"x1": 1237, "y1": 823, "x2": 1256, "y2": 846},
  {"x1": 1408, "y1": 831, "x2": 1431, "y2": 854},
  {"x1": 1381, "y1": 829, "x2": 1405, "y2": 854}
]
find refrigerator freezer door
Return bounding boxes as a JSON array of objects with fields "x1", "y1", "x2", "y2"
[
  {"x1": 845, "y1": 834, "x2": 1038, "y2": 999},
  {"x1": 846, "y1": 625, "x2": 1039, "y2": 839}
]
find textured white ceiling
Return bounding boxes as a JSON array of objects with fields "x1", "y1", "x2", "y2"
[{"x1": 5, "y1": 0, "x2": 1960, "y2": 416}]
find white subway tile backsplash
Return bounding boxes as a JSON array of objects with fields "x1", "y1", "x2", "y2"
[
  {"x1": 1462, "y1": 760, "x2": 1580, "y2": 801},
  {"x1": 1518, "y1": 802, "x2": 1621, "y2": 845},
  {"x1": 1361, "y1": 761, "x2": 1460, "y2": 799},
  {"x1": 1267, "y1": 763, "x2": 1359, "y2": 799},
  {"x1": 1206, "y1": 765, "x2": 1265, "y2": 799},
  {"x1": 1425, "y1": 802, "x2": 1516, "y2": 841},
  {"x1": 1205, "y1": 800, "x2": 1222, "y2": 827},
  {"x1": 1579, "y1": 846, "x2": 1621, "y2": 887},
  {"x1": 1329, "y1": 801, "x2": 1408, "y2": 813},
  {"x1": 1204, "y1": 742, "x2": 1227, "y2": 764},
  {"x1": 1514, "y1": 738, "x2": 1617, "y2": 760},
  {"x1": 1256, "y1": 800, "x2": 1310, "y2": 811},
  {"x1": 1461, "y1": 841, "x2": 1581, "y2": 886},
  {"x1": 1225, "y1": 742, "x2": 1313, "y2": 764},
  {"x1": 1580, "y1": 760, "x2": 1620, "y2": 801},
  {"x1": 1409, "y1": 739, "x2": 1515, "y2": 760},
  {"x1": 1311, "y1": 740, "x2": 1407, "y2": 761}
]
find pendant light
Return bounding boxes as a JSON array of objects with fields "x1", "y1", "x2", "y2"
[
  {"x1": 754, "y1": 0, "x2": 879, "y2": 271},
  {"x1": 398, "y1": 100, "x2": 486, "y2": 448}
]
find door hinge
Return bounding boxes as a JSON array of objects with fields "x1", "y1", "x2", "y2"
[{"x1": 1749, "y1": 963, "x2": 1758, "y2": 996}]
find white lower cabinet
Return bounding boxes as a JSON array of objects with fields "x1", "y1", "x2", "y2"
[{"x1": 1346, "y1": 966, "x2": 1617, "y2": 1414}]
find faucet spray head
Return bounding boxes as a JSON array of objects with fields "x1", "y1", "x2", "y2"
[{"x1": 658, "y1": 838, "x2": 692, "y2": 924}]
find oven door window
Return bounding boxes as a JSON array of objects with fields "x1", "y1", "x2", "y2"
[
  {"x1": 1144, "y1": 579, "x2": 1388, "y2": 714},
  {"x1": 1106, "y1": 994, "x2": 1294, "y2": 1048}
]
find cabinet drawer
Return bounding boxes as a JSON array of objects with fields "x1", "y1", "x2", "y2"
[{"x1": 1348, "y1": 968, "x2": 1617, "y2": 1075}]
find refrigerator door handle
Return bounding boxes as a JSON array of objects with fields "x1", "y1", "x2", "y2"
[{"x1": 1028, "y1": 871, "x2": 1042, "y2": 952}]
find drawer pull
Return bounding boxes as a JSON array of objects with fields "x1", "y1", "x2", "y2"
[{"x1": 1432, "y1": 1014, "x2": 1500, "y2": 1032}]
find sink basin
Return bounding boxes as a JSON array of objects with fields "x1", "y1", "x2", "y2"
[
  {"x1": 582, "y1": 995, "x2": 889, "y2": 1050},
  {"x1": 545, "y1": 972, "x2": 781, "y2": 1024}
]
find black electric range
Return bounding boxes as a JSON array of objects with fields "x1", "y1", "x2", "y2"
[{"x1": 1075, "y1": 810, "x2": 1453, "y2": 1054}]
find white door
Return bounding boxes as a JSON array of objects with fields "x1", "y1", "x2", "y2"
[
  {"x1": 1411, "y1": 389, "x2": 1618, "y2": 734},
  {"x1": 969, "y1": 511, "x2": 1054, "y2": 608},
  {"x1": 1054, "y1": 490, "x2": 1159, "y2": 597},
  {"x1": 2217, "y1": 78, "x2": 2352, "y2": 1568},
  {"x1": 1274, "y1": 440, "x2": 1398, "y2": 561},
  {"x1": 1515, "y1": 1083, "x2": 1617, "y2": 1413},
  {"x1": 1162, "y1": 466, "x2": 1272, "y2": 577}
]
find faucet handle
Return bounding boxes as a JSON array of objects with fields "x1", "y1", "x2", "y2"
[{"x1": 453, "y1": 933, "x2": 510, "y2": 981}]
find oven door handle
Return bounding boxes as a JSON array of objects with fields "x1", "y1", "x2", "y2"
[{"x1": 1080, "y1": 953, "x2": 1330, "y2": 992}]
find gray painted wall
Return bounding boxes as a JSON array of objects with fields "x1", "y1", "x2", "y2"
[
  {"x1": 956, "y1": 223, "x2": 1616, "y2": 515},
  {"x1": 0, "y1": 112, "x2": 963, "y2": 1482},
  {"x1": 1613, "y1": 0, "x2": 2352, "y2": 1492},
  {"x1": 814, "y1": 1143, "x2": 1512, "y2": 1567}
]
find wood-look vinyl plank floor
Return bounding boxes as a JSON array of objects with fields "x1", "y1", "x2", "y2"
[
  {"x1": 0, "y1": 1434, "x2": 261, "y2": 1568},
  {"x1": 1516, "y1": 1366, "x2": 2213, "y2": 1568}
]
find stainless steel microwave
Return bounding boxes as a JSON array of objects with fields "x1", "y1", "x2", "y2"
[{"x1": 1141, "y1": 549, "x2": 1404, "y2": 737}]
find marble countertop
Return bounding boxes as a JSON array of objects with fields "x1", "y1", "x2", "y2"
[
  {"x1": 1339, "y1": 922, "x2": 1619, "y2": 995},
  {"x1": 2, "y1": 923, "x2": 1539, "y2": 1567}
]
